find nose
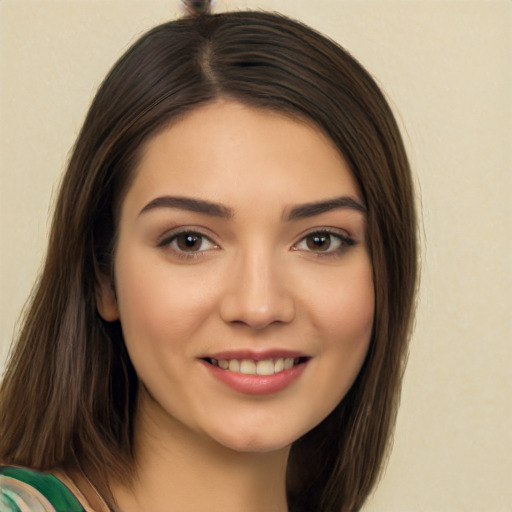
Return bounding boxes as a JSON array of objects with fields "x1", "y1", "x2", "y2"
[{"x1": 219, "y1": 250, "x2": 296, "y2": 329}]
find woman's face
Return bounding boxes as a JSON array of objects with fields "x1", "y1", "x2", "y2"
[{"x1": 99, "y1": 100, "x2": 374, "y2": 452}]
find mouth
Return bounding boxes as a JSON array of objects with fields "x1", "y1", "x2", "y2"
[
  {"x1": 200, "y1": 351, "x2": 311, "y2": 394},
  {"x1": 202, "y1": 356, "x2": 309, "y2": 376}
]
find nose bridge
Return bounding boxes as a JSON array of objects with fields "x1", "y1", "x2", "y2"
[{"x1": 220, "y1": 242, "x2": 295, "y2": 328}]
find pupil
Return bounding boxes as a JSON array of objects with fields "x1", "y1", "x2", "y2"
[
  {"x1": 178, "y1": 233, "x2": 201, "y2": 251},
  {"x1": 307, "y1": 234, "x2": 330, "y2": 251}
]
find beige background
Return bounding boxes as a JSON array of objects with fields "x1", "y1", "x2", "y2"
[{"x1": 1, "y1": 1, "x2": 511, "y2": 510}]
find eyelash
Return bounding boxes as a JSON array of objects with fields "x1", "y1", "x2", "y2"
[
  {"x1": 157, "y1": 228, "x2": 355, "y2": 260},
  {"x1": 157, "y1": 229, "x2": 219, "y2": 261},
  {"x1": 292, "y1": 229, "x2": 355, "y2": 257}
]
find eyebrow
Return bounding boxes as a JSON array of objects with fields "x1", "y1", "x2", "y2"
[
  {"x1": 138, "y1": 194, "x2": 366, "y2": 220},
  {"x1": 139, "y1": 196, "x2": 233, "y2": 218},
  {"x1": 285, "y1": 196, "x2": 366, "y2": 220}
]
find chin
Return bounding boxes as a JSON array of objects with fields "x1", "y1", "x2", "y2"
[
  {"x1": 216, "y1": 433, "x2": 293, "y2": 454},
  {"x1": 204, "y1": 416, "x2": 316, "y2": 455}
]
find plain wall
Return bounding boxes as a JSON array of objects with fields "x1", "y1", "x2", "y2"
[{"x1": 1, "y1": 1, "x2": 510, "y2": 510}]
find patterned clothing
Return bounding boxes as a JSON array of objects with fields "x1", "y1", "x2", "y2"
[{"x1": 0, "y1": 466, "x2": 85, "y2": 512}]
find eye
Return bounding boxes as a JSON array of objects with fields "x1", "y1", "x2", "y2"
[
  {"x1": 293, "y1": 230, "x2": 354, "y2": 254},
  {"x1": 159, "y1": 230, "x2": 218, "y2": 254}
]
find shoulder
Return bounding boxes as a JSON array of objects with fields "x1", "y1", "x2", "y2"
[{"x1": 0, "y1": 466, "x2": 85, "y2": 512}]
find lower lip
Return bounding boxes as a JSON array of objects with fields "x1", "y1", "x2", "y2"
[{"x1": 201, "y1": 360, "x2": 308, "y2": 395}]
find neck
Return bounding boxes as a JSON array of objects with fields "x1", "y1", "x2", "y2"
[{"x1": 111, "y1": 389, "x2": 290, "y2": 512}]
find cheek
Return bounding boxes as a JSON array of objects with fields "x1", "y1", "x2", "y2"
[
  {"x1": 113, "y1": 251, "x2": 217, "y2": 358},
  {"x1": 326, "y1": 282, "x2": 374, "y2": 346},
  {"x1": 304, "y1": 258, "x2": 374, "y2": 400},
  {"x1": 307, "y1": 259, "x2": 374, "y2": 345}
]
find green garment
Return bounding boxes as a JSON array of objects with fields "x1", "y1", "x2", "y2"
[{"x1": 0, "y1": 466, "x2": 84, "y2": 512}]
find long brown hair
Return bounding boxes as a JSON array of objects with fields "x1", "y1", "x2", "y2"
[{"x1": 0, "y1": 10, "x2": 417, "y2": 512}]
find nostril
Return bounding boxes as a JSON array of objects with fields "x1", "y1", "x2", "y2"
[{"x1": 220, "y1": 298, "x2": 296, "y2": 329}]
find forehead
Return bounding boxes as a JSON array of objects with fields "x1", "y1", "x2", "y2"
[{"x1": 124, "y1": 100, "x2": 360, "y2": 215}]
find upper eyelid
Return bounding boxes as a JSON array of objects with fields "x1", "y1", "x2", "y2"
[
  {"x1": 293, "y1": 226, "x2": 353, "y2": 241},
  {"x1": 157, "y1": 231, "x2": 220, "y2": 261},
  {"x1": 291, "y1": 227, "x2": 356, "y2": 251},
  {"x1": 156, "y1": 226, "x2": 219, "y2": 246}
]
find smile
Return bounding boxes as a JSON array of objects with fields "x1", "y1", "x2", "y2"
[
  {"x1": 206, "y1": 357, "x2": 306, "y2": 375},
  {"x1": 201, "y1": 353, "x2": 311, "y2": 395}
]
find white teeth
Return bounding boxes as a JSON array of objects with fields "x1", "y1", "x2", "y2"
[
  {"x1": 284, "y1": 357, "x2": 294, "y2": 370},
  {"x1": 256, "y1": 359, "x2": 274, "y2": 375},
  {"x1": 239, "y1": 359, "x2": 257, "y2": 375},
  {"x1": 211, "y1": 356, "x2": 302, "y2": 375},
  {"x1": 228, "y1": 359, "x2": 240, "y2": 372}
]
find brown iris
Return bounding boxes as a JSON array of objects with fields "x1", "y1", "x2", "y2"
[
  {"x1": 176, "y1": 233, "x2": 203, "y2": 251},
  {"x1": 306, "y1": 233, "x2": 332, "y2": 251}
]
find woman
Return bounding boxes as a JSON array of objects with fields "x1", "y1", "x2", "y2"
[{"x1": 0, "y1": 2, "x2": 417, "y2": 511}]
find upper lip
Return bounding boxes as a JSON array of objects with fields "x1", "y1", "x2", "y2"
[{"x1": 200, "y1": 349, "x2": 310, "y2": 361}]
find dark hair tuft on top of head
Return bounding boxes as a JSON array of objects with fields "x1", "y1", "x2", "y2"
[{"x1": 182, "y1": 0, "x2": 212, "y2": 16}]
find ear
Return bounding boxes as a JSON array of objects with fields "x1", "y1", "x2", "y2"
[{"x1": 95, "y1": 272, "x2": 119, "y2": 322}]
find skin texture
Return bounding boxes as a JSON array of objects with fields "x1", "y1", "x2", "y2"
[{"x1": 98, "y1": 100, "x2": 374, "y2": 511}]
